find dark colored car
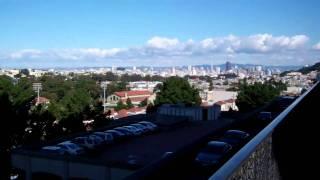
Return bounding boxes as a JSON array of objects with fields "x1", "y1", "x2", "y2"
[
  {"x1": 195, "y1": 141, "x2": 232, "y2": 167},
  {"x1": 219, "y1": 130, "x2": 250, "y2": 148}
]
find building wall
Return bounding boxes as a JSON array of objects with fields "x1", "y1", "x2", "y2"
[{"x1": 157, "y1": 105, "x2": 221, "y2": 121}]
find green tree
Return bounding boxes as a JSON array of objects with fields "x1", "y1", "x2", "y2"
[
  {"x1": 115, "y1": 100, "x2": 127, "y2": 111},
  {"x1": 139, "y1": 98, "x2": 148, "y2": 107},
  {"x1": 126, "y1": 98, "x2": 133, "y2": 109},
  {"x1": 236, "y1": 81, "x2": 286, "y2": 112},
  {"x1": 155, "y1": 76, "x2": 201, "y2": 106},
  {"x1": 209, "y1": 81, "x2": 214, "y2": 91}
]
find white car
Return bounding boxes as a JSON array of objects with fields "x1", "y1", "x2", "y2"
[
  {"x1": 93, "y1": 132, "x2": 114, "y2": 144},
  {"x1": 56, "y1": 141, "x2": 85, "y2": 155}
]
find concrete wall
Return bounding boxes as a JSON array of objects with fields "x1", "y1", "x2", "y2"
[
  {"x1": 11, "y1": 154, "x2": 134, "y2": 180},
  {"x1": 227, "y1": 135, "x2": 281, "y2": 180}
]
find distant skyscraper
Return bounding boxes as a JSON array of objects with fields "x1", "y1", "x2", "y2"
[
  {"x1": 215, "y1": 67, "x2": 221, "y2": 74},
  {"x1": 192, "y1": 67, "x2": 197, "y2": 75},
  {"x1": 256, "y1": 66, "x2": 262, "y2": 72},
  {"x1": 226, "y1": 61, "x2": 232, "y2": 71},
  {"x1": 111, "y1": 66, "x2": 116, "y2": 73},
  {"x1": 133, "y1": 66, "x2": 136, "y2": 71},
  {"x1": 188, "y1": 65, "x2": 192, "y2": 73},
  {"x1": 172, "y1": 66, "x2": 176, "y2": 75}
]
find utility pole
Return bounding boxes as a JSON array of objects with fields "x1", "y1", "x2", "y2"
[
  {"x1": 101, "y1": 82, "x2": 108, "y2": 113},
  {"x1": 32, "y1": 83, "x2": 42, "y2": 105}
]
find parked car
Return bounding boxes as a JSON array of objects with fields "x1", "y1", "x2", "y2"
[
  {"x1": 122, "y1": 125, "x2": 143, "y2": 135},
  {"x1": 114, "y1": 127, "x2": 134, "y2": 136},
  {"x1": 195, "y1": 141, "x2": 232, "y2": 167},
  {"x1": 258, "y1": 112, "x2": 272, "y2": 121},
  {"x1": 131, "y1": 123, "x2": 152, "y2": 133},
  {"x1": 88, "y1": 134, "x2": 105, "y2": 145},
  {"x1": 56, "y1": 141, "x2": 85, "y2": 155},
  {"x1": 219, "y1": 130, "x2": 250, "y2": 148},
  {"x1": 138, "y1": 121, "x2": 157, "y2": 130},
  {"x1": 93, "y1": 132, "x2": 114, "y2": 144},
  {"x1": 41, "y1": 146, "x2": 65, "y2": 155},
  {"x1": 104, "y1": 129, "x2": 126, "y2": 140},
  {"x1": 72, "y1": 136, "x2": 100, "y2": 149}
]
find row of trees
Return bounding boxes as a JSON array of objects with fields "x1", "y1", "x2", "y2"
[
  {"x1": 0, "y1": 72, "x2": 171, "y2": 148},
  {"x1": 91, "y1": 72, "x2": 165, "y2": 82}
]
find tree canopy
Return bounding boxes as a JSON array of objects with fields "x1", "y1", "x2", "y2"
[
  {"x1": 154, "y1": 76, "x2": 201, "y2": 106},
  {"x1": 236, "y1": 80, "x2": 287, "y2": 112}
]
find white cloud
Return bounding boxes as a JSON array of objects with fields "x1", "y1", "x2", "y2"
[
  {"x1": 2, "y1": 34, "x2": 316, "y2": 67},
  {"x1": 313, "y1": 42, "x2": 320, "y2": 50},
  {"x1": 147, "y1": 36, "x2": 179, "y2": 49},
  {"x1": 9, "y1": 49, "x2": 43, "y2": 59}
]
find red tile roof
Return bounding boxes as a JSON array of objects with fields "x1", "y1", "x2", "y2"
[
  {"x1": 121, "y1": 97, "x2": 148, "y2": 103},
  {"x1": 127, "y1": 107, "x2": 146, "y2": 113},
  {"x1": 114, "y1": 90, "x2": 152, "y2": 97},
  {"x1": 116, "y1": 109, "x2": 128, "y2": 118}
]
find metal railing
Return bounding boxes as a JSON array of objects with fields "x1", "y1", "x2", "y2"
[{"x1": 209, "y1": 81, "x2": 319, "y2": 180}]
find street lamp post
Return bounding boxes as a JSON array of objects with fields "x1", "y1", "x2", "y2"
[
  {"x1": 32, "y1": 83, "x2": 42, "y2": 105},
  {"x1": 101, "y1": 82, "x2": 108, "y2": 113}
]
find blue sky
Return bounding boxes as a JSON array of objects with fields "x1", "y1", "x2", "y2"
[{"x1": 1, "y1": 0, "x2": 320, "y2": 67}]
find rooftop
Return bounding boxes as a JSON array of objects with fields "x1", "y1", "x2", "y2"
[
  {"x1": 114, "y1": 90, "x2": 152, "y2": 97},
  {"x1": 13, "y1": 119, "x2": 231, "y2": 171}
]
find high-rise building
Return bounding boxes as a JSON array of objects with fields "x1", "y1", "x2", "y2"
[
  {"x1": 188, "y1": 65, "x2": 192, "y2": 74},
  {"x1": 172, "y1": 66, "x2": 176, "y2": 75},
  {"x1": 215, "y1": 67, "x2": 221, "y2": 74},
  {"x1": 256, "y1": 66, "x2": 262, "y2": 72},
  {"x1": 226, "y1": 61, "x2": 232, "y2": 71},
  {"x1": 111, "y1": 66, "x2": 116, "y2": 73}
]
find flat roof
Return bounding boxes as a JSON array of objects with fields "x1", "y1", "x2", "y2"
[{"x1": 12, "y1": 120, "x2": 229, "y2": 171}]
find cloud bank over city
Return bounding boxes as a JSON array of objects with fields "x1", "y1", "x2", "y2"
[{"x1": 1, "y1": 34, "x2": 320, "y2": 68}]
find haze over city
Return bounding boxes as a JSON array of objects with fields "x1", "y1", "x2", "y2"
[{"x1": 1, "y1": 0, "x2": 320, "y2": 68}]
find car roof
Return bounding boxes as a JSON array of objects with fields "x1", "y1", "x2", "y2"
[
  {"x1": 225, "y1": 130, "x2": 248, "y2": 135},
  {"x1": 59, "y1": 141, "x2": 74, "y2": 145},
  {"x1": 42, "y1": 146, "x2": 61, "y2": 150},
  {"x1": 207, "y1": 141, "x2": 230, "y2": 147}
]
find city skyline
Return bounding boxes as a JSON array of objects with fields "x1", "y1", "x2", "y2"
[{"x1": 1, "y1": 0, "x2": 320, "y2": 67}]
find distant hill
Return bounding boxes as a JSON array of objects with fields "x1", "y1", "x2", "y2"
[
  {"x1": 298, "y1": 62, "x2": 320, "y2": 74},
  {"x1": 281, "y1": 62, "x2": 320, "y2": 76}
]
